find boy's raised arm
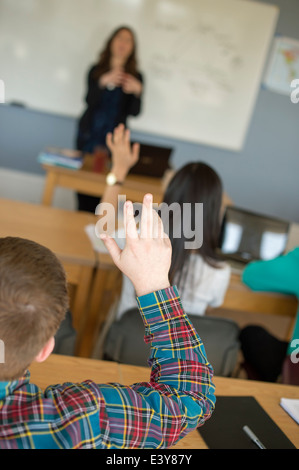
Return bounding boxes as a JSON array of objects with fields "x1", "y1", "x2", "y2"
[{"x1": 99, "y1": 193, "x2": 215, "y2": 448}]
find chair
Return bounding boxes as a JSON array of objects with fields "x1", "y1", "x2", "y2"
[
  {"x1": 102, "y1": 308, "x2": 240, "y2": 377},
  {"x1": 53, "y1": 310, "x2": 77, "y2": 356}
]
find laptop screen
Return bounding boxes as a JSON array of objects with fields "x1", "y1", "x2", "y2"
[
  {"x1": 219, "y1": 206, "x2": 290, "y2": 263},
  {"x1": 129, "y1": 143, "x2": 173, "y2": 178}
]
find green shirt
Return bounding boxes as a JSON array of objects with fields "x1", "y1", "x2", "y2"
[{"x1": 242, "y1": 247, "x2": 299, "y2": 355}]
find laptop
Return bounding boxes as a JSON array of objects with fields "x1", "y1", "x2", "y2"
[
  {"x1": 129, "y1": 143, "x2": 173, "y2": 178},
  {"x1": 218, "y1": 206, "x2": 290, "y2": 271}
]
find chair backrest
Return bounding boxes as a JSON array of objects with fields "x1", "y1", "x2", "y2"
[
  {"x1": 103, "y1": 308, "x2": 240, "y2": 376},
  {"x1": 189, "y1": 315, "x2": 240, "y2": 377},
  {"x1": 103, "y1": 309, "x2": 149, "y2": 366}
]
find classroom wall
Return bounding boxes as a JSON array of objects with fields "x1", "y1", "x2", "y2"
[{"x1": 0, "y1": 0, "x2": 299, "y2": 222}]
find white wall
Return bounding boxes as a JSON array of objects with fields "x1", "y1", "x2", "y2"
[{"x1": 0, "y1": 167, "x2": 76, "y2": 210}]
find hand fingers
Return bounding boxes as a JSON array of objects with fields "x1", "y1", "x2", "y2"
[
  {"x1": 140, "y1": 194, "x2": 153, "y2": 239},
  {"x1": 124, "y1": 128, "x2": 131, "y2": 146},
  {"x1": 113, "y1": 123, "x2": 125, "y2": 144},
  {"x1": 152, "y1": 208, "x2": 165, "y2": 240},
  {"x1": 124, "y1": 200, "x2": 139, "y2": 241},
  {"x1": 139, "y1": 194, "x2": 167, "y2": 240},
  {"x1": 113, "y1": 69, "x2": 125, "y2": 80},
  {"x1": 100, "y1": 234, "x2": 122, "y2": 266},
  {"x1": 106, "y1": 124, "x2": 126, "y2": 149}
]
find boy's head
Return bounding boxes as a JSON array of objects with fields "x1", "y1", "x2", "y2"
[{"x1": 0, "y1": 237, "x2": 69, "y2": 381}]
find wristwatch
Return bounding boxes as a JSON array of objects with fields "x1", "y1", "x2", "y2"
[{"x1": 106, "y1": 172, "x2": 123, "y2": 186}]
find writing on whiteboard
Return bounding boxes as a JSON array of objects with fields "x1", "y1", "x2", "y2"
[{"x1": 148, "y1": 19, "x2": 244, "y2": 107}]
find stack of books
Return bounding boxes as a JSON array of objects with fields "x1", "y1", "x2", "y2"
[{"x1": 38, "y1": 147, "x2": 83, "y2": 169}]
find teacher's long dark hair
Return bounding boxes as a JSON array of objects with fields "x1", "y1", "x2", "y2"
[
  {"x1": 161, "y1": 162, "x2": 224, "y2": 290},
  {"x1": 92, "y1": 26, "x2": 139, "y2": 79}
]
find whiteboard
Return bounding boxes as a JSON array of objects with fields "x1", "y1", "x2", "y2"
[{"x1": 0, "y1": 0, "x2": 278, "y2": 150}]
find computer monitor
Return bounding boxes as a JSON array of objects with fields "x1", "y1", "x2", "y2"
[{"x1": 219, "y1": 206, "x2": 290, "y2": 263}]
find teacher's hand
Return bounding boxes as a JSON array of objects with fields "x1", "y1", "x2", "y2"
[
  {"x1": 99, "y1": 67, "x2": 125, "y2": 89},
  {"x1": 122, "y1": 74, "x2": 143, "y2": 96}
]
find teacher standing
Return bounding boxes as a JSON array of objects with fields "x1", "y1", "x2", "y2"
[{"x1": 76, "y1": 26, "x2": 143, "y2": 212}]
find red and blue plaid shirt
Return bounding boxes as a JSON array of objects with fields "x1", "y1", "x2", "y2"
[{"x1": 0, "y1": 286, "x2": 215, "y2": 449}]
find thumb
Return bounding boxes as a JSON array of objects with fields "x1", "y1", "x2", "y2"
[{"x1": 100, "y1": 234, "x2": 122, "y2": 266}]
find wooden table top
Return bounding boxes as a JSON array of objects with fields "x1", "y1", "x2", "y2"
[
  {"x1": 42, "y1": 160, "x2": 165, "y2": 192},
  {"x1": 0, "y1": 198, "x2": 96, "y2": 266}
]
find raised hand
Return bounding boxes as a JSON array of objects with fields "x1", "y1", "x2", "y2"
[
  {"x1": 100, "y1": 193, "x2": 171, "y2": 297},
  {"x1": 106, "y1": 123, "x2": 140, "y2": 182}
]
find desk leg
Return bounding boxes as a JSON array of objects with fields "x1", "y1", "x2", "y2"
[
  {"x1": 72, "y1": 266, "x2": 94, "y2": 357},
  {"x1": 77, "y1": 266, "x2": 122, "y2": 358},
  {"x1": 42, "y1": 170, "x2": 57, "y2": 206}
]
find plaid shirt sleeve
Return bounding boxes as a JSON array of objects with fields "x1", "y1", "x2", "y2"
[
  {"x1": 0, "y1": 286, "x2": 215, "y2": 449},
  {"x1": 99, "y1": 285, "x2": 215, "y2": 448}
]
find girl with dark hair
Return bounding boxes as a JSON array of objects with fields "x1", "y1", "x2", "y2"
[
  {"x1": 115, "y1": 161, "x2": 231, "y2": 318},
  {"x1": 76, "y1": 26, "x2": 143, "y2": 212},
  {"x1": 162, "y1": 162, "x2": 225, "y2": 289},
  {"x1": 95, "y1": 126, "x2": 231, "y2": 319}
]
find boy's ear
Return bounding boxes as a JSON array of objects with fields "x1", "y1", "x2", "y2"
[{"x1": 35, "y1": 337, "x2": 55, "y2": 363}]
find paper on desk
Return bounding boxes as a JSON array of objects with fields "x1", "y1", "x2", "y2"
[
  {"x1": 280, "y1": 398, "x2": 299, "y2": 425},
  {"x1": 84, "y1": 224, "x2": 108, "y2": 253}
]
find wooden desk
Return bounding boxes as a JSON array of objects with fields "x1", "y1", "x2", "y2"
[
  {"x1": 29, "y1": 354, "x2": 299, "y2": 449},
  {"x1": 41, "y1": 156, "x2": 164, "y2": 206},
  {"x1": 0, "y1": 198, "x2": 96, "y2": 353},
  {"x1": 223, "y1": 272, "x2": 298, "y2": 318}
]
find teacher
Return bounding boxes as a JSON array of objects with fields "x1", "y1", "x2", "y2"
[{"x1": 76, "y1": 25, "x2": 143, "y2": 212}]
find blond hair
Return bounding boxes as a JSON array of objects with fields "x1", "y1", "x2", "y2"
[{"x1": 0, "y1": 237, "x2": 69, "y2": 380}]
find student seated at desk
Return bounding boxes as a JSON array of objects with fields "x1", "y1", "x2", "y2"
[
  {"x1": 0, "y1": 196, "x2": 215, "y2": 449},
  {"x1": 97, "y1": 124, "x2": 231, "y2": 320},
  {"x1": 240, "y1": 248, "x2": 299, "y2": 384}
]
